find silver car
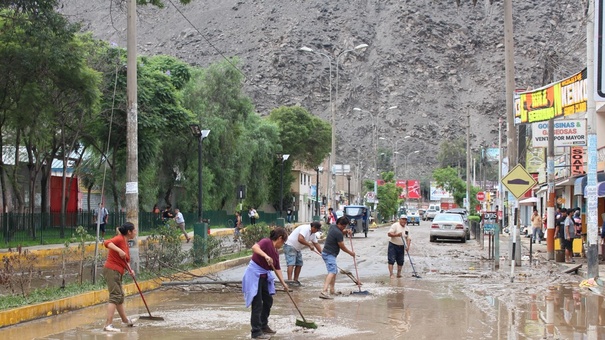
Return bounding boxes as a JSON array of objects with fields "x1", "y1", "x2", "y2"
[{"x1": 429, "y1": 213, "x2": 470, "y2": 243}]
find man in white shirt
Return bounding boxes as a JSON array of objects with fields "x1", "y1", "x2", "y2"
[
  {"x1": 283, "y1": 221, "x2": 323, "y2": 285},
  {"x1": 174, "y1": 209, "x2": 190, "y2": 243},
  {"x1": 387, "y1": 215, "x2": 412, "y2": 278}
]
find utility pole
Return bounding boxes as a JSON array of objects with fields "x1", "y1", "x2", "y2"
[
  {"x1": 125, "y1": 0, "x2": 140, "y2": 272},
  {"x1": 466, "y1": 108, "x2": 471, "y2": 212},
  {"x1": 586, "y1": 0, "x2": 598, "y2": 278},
  {"x1": 504, "y1": 0, "x2": 520, "y2": 278}
]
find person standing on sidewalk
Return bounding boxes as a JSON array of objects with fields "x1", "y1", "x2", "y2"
[
  {"x1": 102, "y1": 222, "x2": 137, "y2": 332},
  {"x1": 562, "y1": 209, "x2": 576, "y2": 263},
  {"x1": 320, "y1": 216, "x2": 355, "y2": 299},
  {"x1": 242, "y1": 227, "x2": 289, "y2": 339},
  {"x1": 249, "y1": 207, "x2": 258, "y2": 226},
  {"x1": 283, "y1": 221, "x2": 323, "y2": 285},
  {"x1": 387, "y1": 215, "x2": 411, "y2": 278},
  {"x1": 174, "y1": 208, "x2": 190, "y2": 243},
  {"x1": 530, "y1": 208, "x2": 543, "y2": 244}
]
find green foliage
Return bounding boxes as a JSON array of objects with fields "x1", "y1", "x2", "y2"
[
  {"x1": 0, "y1": 281, "x2": 106, "y2": 311},
  {"x1": 190, "y1": 234, "x2": 224, "y2": 265},
  {"x1": 143, "y1": 224, "x2": 187, "y2": 271},
  {"x1": 433, "y1": 167, "x2": 466, "y2": 207},
  {"x1": 468, "y1": 215, "x2": 480, "y2": 222},
  {"x1": 437, "y1": 138, "x2": 466, "y2": 169},
  {"x1": 376, "y1": 172, "x2": 401, "y2": 222},
  {"x1": 241, "y1": 223, "x2": 272, "y2": 248}
]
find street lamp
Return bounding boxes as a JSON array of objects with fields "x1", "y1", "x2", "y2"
[
  {"x1": 405, "y1": 150, "x2": 420, "y2": 180},
  {"x1": 353, "y1": 106, "x2": 398, "y2": 177},
  {"x1": 394, "y1": 135, "x2": 411, "y2": 178},
  {"x1": 190, "y1": 124, "x2": 211, "y2": 223},
  {"x1": 300, "y1": 43, "x2": 368, "y2": 210},
  {"x1": 278, "y1": 153, "x2": 290, "y2": 217},
  {"x1": 315, "y1": 166, "x2": 323, "y2": 217}
]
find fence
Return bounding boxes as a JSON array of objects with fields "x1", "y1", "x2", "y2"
[{"x1": 0, "y1": 209, "x2": 293, "y2": 246}]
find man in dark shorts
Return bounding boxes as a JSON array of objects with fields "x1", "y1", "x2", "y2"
[{"x1": 387, "y1": 215, "x2": 411, "y2": 278}]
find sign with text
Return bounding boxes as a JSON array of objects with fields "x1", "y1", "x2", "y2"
[
  {"x1": 530, "y1": 119, "x2": 586, "y2": 147},
  {"x1": 515, "y1": 69, "x2": 587, "y2": 124},
  {"x1": 483, "y1": 211, "x2": 498, "y2": 234},
  {"x1": 570, "y1": 146, "x2": 585, "y2": 176}
]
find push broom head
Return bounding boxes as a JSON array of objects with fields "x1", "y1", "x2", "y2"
[{"x1": 296, "y1": 318, "x2": 318, "y2": 329}]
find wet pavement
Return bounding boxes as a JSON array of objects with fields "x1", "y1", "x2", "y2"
[{"x1": 2, "y1": 222, "x2": 605, "y2": 339}]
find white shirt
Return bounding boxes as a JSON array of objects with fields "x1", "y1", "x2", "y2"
[
  {"x1": 285, "y1": 224, "x2": 318, "y2": 251},
  {"x1": 388, "y1": 221, "x2": 411, "y2": 246},
  {"x1": 174, "y1": 212, "x2": 184, "y2": 224}
]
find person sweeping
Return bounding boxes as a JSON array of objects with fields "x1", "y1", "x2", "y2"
[
  {"x1": 102, "y1": 222, "x2": 137, "y2": 332},
  {"x1": 242, "y1": 227, "x2": 289, "y2": 339}
]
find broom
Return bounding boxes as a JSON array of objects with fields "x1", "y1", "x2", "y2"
[
  {"x1": 124, "y1": 260, "x2": 165, "y2": 321},
  {"x1": 270, "y1": 264, "x2": 317, "y2": 329}
]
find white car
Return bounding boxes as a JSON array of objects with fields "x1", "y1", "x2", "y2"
[
  {"x1": 429, "y1": 213, "x2": 471, "y2": 243},
  {"x1": 424, "y1": 208, "x2": 439, "y2": 221}
]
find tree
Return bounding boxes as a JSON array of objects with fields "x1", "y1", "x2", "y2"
[
  {"x1": 376, "y1": 171, "x2": 401, "y2": 222},
  {"x1": 436, "y1": 137, "x2": 466, "y2": 171},
  {"x1": 432, "y1": 167, "x2": 467, "y2": 208}
]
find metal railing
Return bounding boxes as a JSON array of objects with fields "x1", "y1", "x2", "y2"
[{"x1": 0, "y1": 209, "x2": 292, "y2": 246}]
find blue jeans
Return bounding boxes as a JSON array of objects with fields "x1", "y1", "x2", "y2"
[{"x1": 532, "y1": 227, "x2": 542, "y2": 242}]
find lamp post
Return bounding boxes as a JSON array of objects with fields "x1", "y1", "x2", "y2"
[
  {"x1": 300, "y1": 43, "x2": 368, "y2": 210},
  {"x1": 190, "y1": 125, "x2": 211, "y2": 223},
  {"x1": 394, "y1": 135, "x2": 411, "y2": 178},
  {"x1": 347, "y1": 174, "x2": 351, "y2": 205},
  {"x1": 405, "y1": 150, "x2": 420, "y2": 180},
  {"x1": 278, "y1": 153, "x2": 290, "y2": 217},
  {"x1": 315, "y1": 166, "x2": 323, "y2": 217},
  {"x1": 353, "y1": 106, "x2": 397, "y2": 178}
]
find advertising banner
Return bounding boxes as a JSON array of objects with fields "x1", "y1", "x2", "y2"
[
  {"x1": 407, "y1": 180, "x2": 421, "y2": 199},
  {"x1": 515, "y1": 69, "x2": 587, "y2": 124},
  {"x1": 571, "y1": 146, "x2": 584, "y2": 176},
  {"x1": 530, "y1": 119, "x2": 586, "y2": 147},
  {"x1": 396, "y1": 180, "x2": 407, "y2": 199},
  {"x1": 430, "y1": 181, "x2": 452, "y2": 201}
]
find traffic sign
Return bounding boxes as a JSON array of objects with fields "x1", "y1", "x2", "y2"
[
  {"x1": 501, "y1": 164, "x2": 537, "y2": 199},
  {"x1": 476, "y1": 191, "x2": 485, "y2": 201}
]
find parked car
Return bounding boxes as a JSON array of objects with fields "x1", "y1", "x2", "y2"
[
  {"x1": 424, "y1": 208, "x2": 439, "y2": 221},
  {"x1": 418, "y1": 209, "x2": 426, "y2": 219},
  {"x1": 429, "y1": 213, "x2": 470, "y2": 243},
  {"x1": 443, "y1": 208, "x2": 469, "y2": 222}
]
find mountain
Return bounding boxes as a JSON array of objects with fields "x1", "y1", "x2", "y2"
[{"x1": 58, "y1": 0, "x2": 587, "y2": 180}]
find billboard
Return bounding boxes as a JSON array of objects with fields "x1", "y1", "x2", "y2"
[
  {"x1": 530, "y1": 119, "x2": 586, "y2": 147},
  {"x1": 396, "y1": 180, "x2": 407, "y2": 199},
  {"x1": 407, "y1": 180, "x2": 421, "y2": 199},
  {"x1": 515, "y1": 69, "x2": 587, "y2": 124},
  {"x1": 430, "y1": 181, "x2": 453, "y2": 201}
]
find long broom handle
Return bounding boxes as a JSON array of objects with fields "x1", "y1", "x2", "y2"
[
  {"x1": 349, "y1": 237, "x2": 362, "y2": 292},
  {"x1": 269, "y1": 263, "x2": 307, "y2": 323},
  {"x1": 125, "y1": 261, "x2": 153, "y2": 317}
]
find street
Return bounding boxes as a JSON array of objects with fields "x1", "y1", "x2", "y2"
[{"x1": 1, "y1": 220, "x2": 603, "y2": 339}]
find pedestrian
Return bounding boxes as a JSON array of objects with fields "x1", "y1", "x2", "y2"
[
  {"x1": 174, "y1": 208, "x2": 190, "y2": 243},
  {"x1": 563, "y1": 209, "x2": 576, "y2": 263},
  {"x1": 249, "y1": 207, "x2": 258, "y2": 226},
  {"x1": 286, "y1": 208, "x2": 293, "y2": 223},
  {"x1": 162, "y1": 205, "x2": 174, "y2": 221},
  {"x1": 554, "y1": 208, "x2": 567, "y2": 258},
  {"x1": 320, "y1": 216, "x2": 355, "y2": 299},
  {"x1": 234, "y1": 211, "x2": 243, "y2": 241},
  {"x1": 327, "y1": 207, "x2": 337, "y2": 227},
  {"x1": 283, "y1": 221, "x2": 323, "y2": 285},
  {"x1": 102, "y1": 222, "x2": 137, "y2": 332},
  {"x1": 242, "y1": 227, "x2": 289, "y2": 339},
  {"x1": 530, "y1": 208, "x2": 543, "y2": 244},
  {"x1": 387, "y1": 214, "x2": 411, "y2": 278},
  {"x1": 95, "y1": 203, "x2": 109, "y2": 240}
]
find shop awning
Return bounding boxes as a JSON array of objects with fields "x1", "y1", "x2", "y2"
[
  {"x1": 534, "y1": 177, "x2": 576, "y2": 195},
  {"x1": 573, "y1": 176, "x2": 585, "y2": 196},
  {"x1": 584, "y1": 182, "x2": 605, "y2": 197},
  {"x1": 576, "y1": 172, "x2": 605, "y2": 196},
  {"x1": 519, "y1": 197, "x2": 539, "y2": 205}
]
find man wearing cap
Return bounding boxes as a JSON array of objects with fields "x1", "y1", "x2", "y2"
[
  {"x1": 283, "y1": 221, "x2": 323, "y2": 286},
  {"x1": 387, "y1": 215, "x2": 412, "y2": 278}
]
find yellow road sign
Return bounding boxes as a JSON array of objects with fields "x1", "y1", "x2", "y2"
[{"x1": 501, "y1": 164, "x2": 537, "y2": 199}]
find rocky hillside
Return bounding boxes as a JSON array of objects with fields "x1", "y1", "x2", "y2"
[{"x1": 58, "y1": 0, "x2": 587, "y2": 180}]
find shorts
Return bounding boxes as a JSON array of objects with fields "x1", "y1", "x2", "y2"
[
  {"x1": 99, "y1": 223, "x2": 106, "y2": 233},
  {"x1": 103, "y1": 267, "x2": 124, "y2": 305},
  {"x1": 563, "y1": 238, "x2": 573, "y2": 251},
  {"x1": 388, "y1": 242, "x2": 405, "y2": 266},
  {"x1": 283, "y1": 244, "x2": 303, "y2": 266},
  {"x1": 321, "y1": 252, "x2": 338, "y2": 274}
]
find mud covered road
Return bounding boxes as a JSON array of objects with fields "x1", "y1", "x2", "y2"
[{"x1": 2, "y1": 220, "x2": 602, "y2": 339}]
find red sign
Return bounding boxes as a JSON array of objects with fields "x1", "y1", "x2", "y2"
[
  {"x1": 571, "y1": 146, "x2": 584, "y2": 176},
  {"x1": 476, "y1": 192, "x2": 485, "y2": 201},
  {"x1": 407, "y1": 180, "x2": 421, "y2": 199},
  {"x1": 395, "y1": 180, "x2": 407, "y2": 199}
]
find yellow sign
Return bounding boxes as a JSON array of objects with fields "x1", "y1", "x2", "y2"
[{"x1": 501, "y1": 164, "x2": 537, "y2": 199}]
